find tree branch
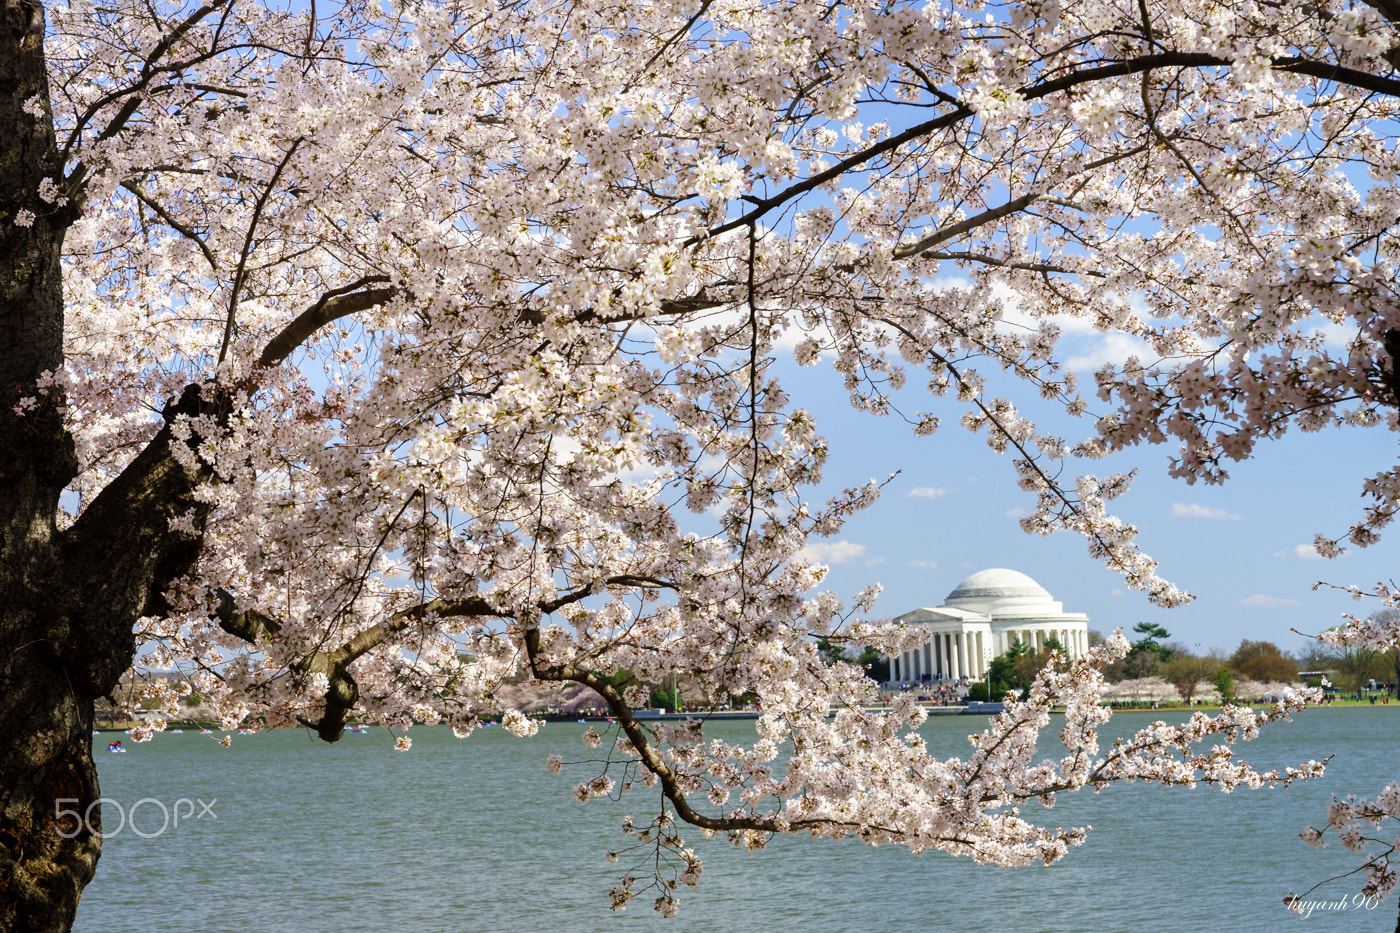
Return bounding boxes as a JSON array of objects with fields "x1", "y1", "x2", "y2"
[
  {"x1": 218, "y1": 137, "x2": 303, "y2": 366},
  {"x1": 212, "y1": 588, "x2": 282, "y2": 643},
  {"x1": 702, "y1": 51, "x2": 1400, "y2": 244},
  {"x1": 892, "y1": 191, "x2": 1046, "y2": 261},
  {"x1": 222, "y1": 574, "x2": 677, "y2": 739},
  {"x1": 121, "y1": 180, "x2": 218, "y2": 270},
  {"x1": 57, "y1": 384, "x2": 227, "y2": 692},
  {"x1": 254, "y1": 277, "x2": 395, "y2": 368},
  {"x1": 61, "y1": 0, "x2": 234, "y2": 190}
]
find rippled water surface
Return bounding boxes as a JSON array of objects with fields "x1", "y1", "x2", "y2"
[{"x1": 75, "y1": 707, "x2": 1398, "y2": 932}]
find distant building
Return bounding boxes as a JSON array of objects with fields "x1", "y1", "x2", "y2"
[{"x1": 885, "y1": 568, "x2": 1090, "y2": 684}]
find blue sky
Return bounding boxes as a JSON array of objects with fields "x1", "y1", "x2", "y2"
[{"x1": 777, "y1": 330, "x2": 1398, "y2": 659}]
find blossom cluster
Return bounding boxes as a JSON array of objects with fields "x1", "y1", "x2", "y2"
[{"x1": 1289, "y1": 784, "x2": 1400, "y2": 910}]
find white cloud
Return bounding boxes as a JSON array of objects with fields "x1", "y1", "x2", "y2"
[
  {"x1": 1310, "y1": 320, "x2": 1356, "y2": 349},
  {"x1": 1063, "y1": 333, "x2": 1156, "y2": 373},
  {"x1": 930, "y1": 271, "x2": 975, "y2": 294},
  {"x1": 989, "y1": 282, "x2": 1153, "y2": 371},
  {"x1": 1005, "y1": 506, "x2": 1027, "y2": 518},
  {"x1": 1171, "y1": 502, "x2": 1242, "y2": 521},
  {"x1": 1110, "y1": 588, "x2": 1125, "y2": 597},
  {"x1": 908, "y1": 559, "x2": 938, "y2": 569},
  {"x1": 772, "y1": 318, "x2": 837, "y2": 359},
  {"x1": 1275, "y1": 544, "x2": 1325, "y2": 560},
  {"x1": 969, "y1": 275, "x2": 1159, "y2": 374},
  {"x1": 798, "y1": 540, "x2": 868, "y2": 565},
  {"x1": 909, "y1": 486, "x2": 948, "y2": 499},
  {"x1": 1237, "y1": 594, "x2": 1301, "y2": 609}
]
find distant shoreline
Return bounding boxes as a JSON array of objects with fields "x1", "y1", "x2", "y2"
[{"x1": 92, "y1": 697, "x2": 1397, "y2": 734}]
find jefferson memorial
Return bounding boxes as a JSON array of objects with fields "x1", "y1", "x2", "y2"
[{"x1": 885, "y1": 568, "x2": 1090, "y2": 684}]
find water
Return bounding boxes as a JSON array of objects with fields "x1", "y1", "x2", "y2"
[{"x1": 75, "y1": 707, "x2": 1398, "y2": 932}]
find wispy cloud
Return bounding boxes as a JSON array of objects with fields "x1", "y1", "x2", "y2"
[
  {"x1": 1005, "y1": 506, "x2": 1027, "y2": 518},
  {"x1": 909, "y1": 486, "x2": 948, "y2": 499},
  {"x1": 908, "y1": 559, "x2": 938, "y2": 569},
  {"x1": 1172, "y1": 502, "x2": 1242, "y2": 521},
  {"x1": 1237, "y1": 594, "x2": 1301, "y2": 609},
  {"x1": 798, "y1": 540, "x2": 868, "y2": 565}
]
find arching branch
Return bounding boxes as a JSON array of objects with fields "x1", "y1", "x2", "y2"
[
  {"x1": 216, "y1": 574, "x2": 679, "y2": 739},
  {"x1": 255, "y1": 276, "x2": 396, "y2": 368},
  {"x1": 703, "y1": 50, "x2": 1400, "y2": 244}
]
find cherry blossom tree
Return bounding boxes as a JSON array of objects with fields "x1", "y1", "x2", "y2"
[{"x1": 4, "y1": 0, "x2": 1400, "y2": 928}]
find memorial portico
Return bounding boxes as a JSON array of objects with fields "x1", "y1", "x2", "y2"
[{"x1": 885, "y1": 569, "x2": 1090, "y2": 686}]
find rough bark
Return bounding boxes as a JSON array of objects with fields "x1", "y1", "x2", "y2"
[{"x1": 0, "y1": 4, "x2": 212, "y2": 930}]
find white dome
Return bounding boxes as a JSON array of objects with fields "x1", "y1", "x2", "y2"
[
  {"x1": 946, "y1": 568, "x2": 1051, "y2": 603},
  {"x1": 888, "y1": 568, "x2": 1089, "y2": 685}
]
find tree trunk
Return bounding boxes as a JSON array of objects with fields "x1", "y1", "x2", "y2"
[
  {"x1": 1, "y1": 4, "x2": 211, "y2": 929},
  {"x1": 0, "y1": 2, "x2": 95, "y2": 929},
  {"x1": 0, "y1": 1, "x2": 93, "y2": 928},
  {"x1": 0, "y1": 662, "x2": 102, "y2": 933}
]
